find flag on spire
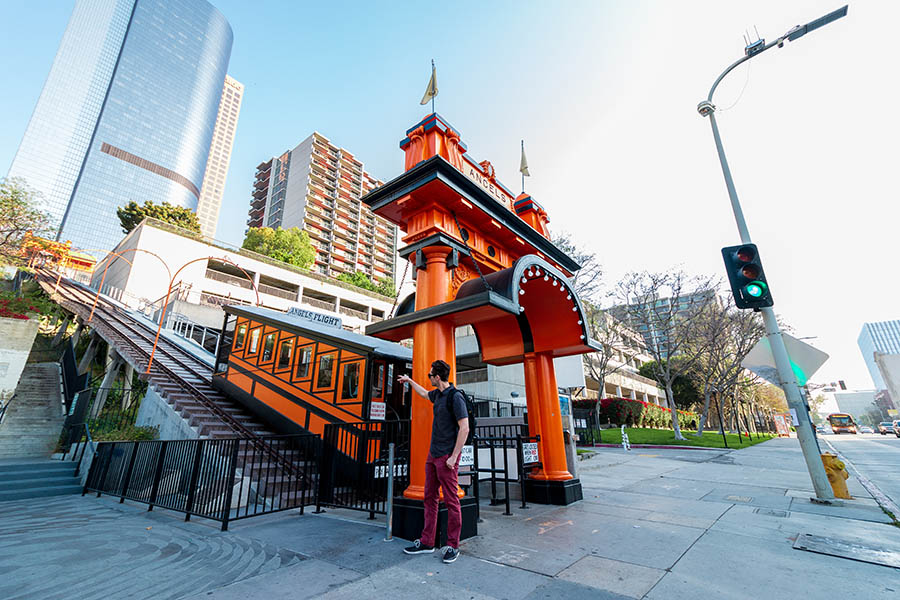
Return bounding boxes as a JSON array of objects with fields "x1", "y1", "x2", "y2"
[
  {"x1": 420, "y1": 60, "x2": 438, "y2": 107},
  {"x1": 519, "y1": 140, "x2": 530, "y2": 177}
]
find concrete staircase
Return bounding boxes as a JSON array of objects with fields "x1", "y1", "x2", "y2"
[
  {"x1": 0, "y1": 460, "x2": 81, "y2": 502},
  {"x1": 0, "y1": 363, "x2": 65, "y2": 459}
]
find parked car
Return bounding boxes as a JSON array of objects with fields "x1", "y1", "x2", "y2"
[
  {"x1": 859, "y1": 425, "x2": 874, "y2": 434},
  {"x1": 878, "y1": 421, "x2": 894, "y2": 435}
]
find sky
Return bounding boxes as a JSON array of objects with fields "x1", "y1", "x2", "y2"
[{"x1": 1, "y1": 0, "x2": 897, "y2": 390}]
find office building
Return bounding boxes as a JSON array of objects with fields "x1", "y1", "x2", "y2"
[
  {"x1": 197, "y1": 75, "x2": 243, "y2": 239},
  {"x1": 858, "y1": 320, "x2": 900, "y2": 390},
  {"x1": 610, "y1": 290, "x2": 718, "y2": 357},
  {"x1": 6, "y1": 0, "x2": 233, "y2": 252},
  {"x1": 248, "y1": 133, "x2": 398, "y2": 283}
]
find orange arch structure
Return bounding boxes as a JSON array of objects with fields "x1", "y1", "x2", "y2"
[{"x1": 362, "y1": 113, "x2": 599, "y2": 507}]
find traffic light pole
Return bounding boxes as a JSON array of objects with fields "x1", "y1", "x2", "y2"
[{"x1": 698, "y1": 8, "x2": 849, "y2": 502}]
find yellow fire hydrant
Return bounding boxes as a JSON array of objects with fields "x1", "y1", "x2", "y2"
[{"x1": 820, "y1": 453, "x2": 852, "y2": 499}]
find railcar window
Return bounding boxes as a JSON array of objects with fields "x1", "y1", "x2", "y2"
[
  {"x1": 318, "y1": 354, "x2": 334, "y2": 387},
  {"x1": 248, "y1": 328, "x2": 261, "y2": 354},
  {"x1": 296, "y1": 347, "x2": 312, "y2": 378},
  {"x1": 342, "y1": 363, "x2": 360, "y2": 399},
  {"x1": 278, "y1": 338, "x2": 294, "y2": 369},
  {"x1": 262, "y1": 333, "x2": 276, "y2": 361},
  {"x1": 234, "y1": 324, "x2": 247, "y2": 349},
  {"x1": 372, "y1": 364, "x2": 384, "y2": 397},
  {"x1": 387, "y1": 364, "x2": 394, "y2": 394}
]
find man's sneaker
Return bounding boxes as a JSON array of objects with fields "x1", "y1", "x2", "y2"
[
  {"x1": 442, "y1": 547, "x2": 460, "y2": 563},
  {"x1": 403, "y1": 539, "x2": 434, "y2": 554}
]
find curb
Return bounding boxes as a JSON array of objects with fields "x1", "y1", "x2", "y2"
[
  {"x1": 821, "y1": 438, "x2": 900, "y2": 524},
  {"x1": 586, "y1": 443, "x2": 728, "y2": 452}
]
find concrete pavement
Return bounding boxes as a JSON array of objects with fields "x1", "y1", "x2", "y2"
[{"x1": 1, "y1": 437, "x2": 898, "y2": 599}]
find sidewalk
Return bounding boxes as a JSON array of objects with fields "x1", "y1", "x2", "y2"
[{"x1": 1, "y1": 438, "x2": 898, "y2": 599}]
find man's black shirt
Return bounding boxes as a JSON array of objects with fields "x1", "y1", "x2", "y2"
[{"x1": 427, "y1": 384, "x2": 468, "y2": 457}]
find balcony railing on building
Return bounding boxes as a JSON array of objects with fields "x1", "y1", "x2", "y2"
[
  {"x1": 258, "y1": 282, "x2": 298, "y2": 301},
  {"x1": 339, "y1": 305, "x2": 368, "y2": 320},
  {"x1": 205, "y1": 269, "x2": 252, "y2": 289},
  {"x1": 302, "y1": 295, "x2": 336, "y2": 312}
]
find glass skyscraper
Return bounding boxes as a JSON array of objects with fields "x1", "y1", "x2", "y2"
[
  {"x1": 7, "y1": 0, "x2": 232, "y2": 253},
  {"x1": 858, "y1": 320, "x2": 900, "y2": 389}
]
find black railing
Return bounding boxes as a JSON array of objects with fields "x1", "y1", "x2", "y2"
[
  {"x1": 64, "y1": 387, "x2": 144, "y2": 443},
  {"x1": 573, "y1": 408, "x2": 601, "y2": 445},
  {"x1": 60, "y1": 340, "x2": 88, "y2": 415},
  {"x1": 84, "y1": 434, "x2": 320, "y2": 530},
  {"x1": 460, "y1": 433, "x2": 541, "y2": 518},
  {"x1": 317, "y1": 420, "x2": 410, "y2": 518},
  {"x1": 62, "y1": 423, "x2": 95, "y2": 477}
]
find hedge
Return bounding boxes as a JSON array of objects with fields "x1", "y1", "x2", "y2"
[{"x1": 573, "y1": 397, "x2": 697, "y2": 430}]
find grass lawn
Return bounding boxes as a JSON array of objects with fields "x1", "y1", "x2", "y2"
[{"x1": 587, "y1": 427, "x2": 776, "y2": 449}]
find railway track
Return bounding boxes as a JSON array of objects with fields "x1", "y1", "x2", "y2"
[{"x1": 37, "y1": 270, "x2": 277, "y2": 440}]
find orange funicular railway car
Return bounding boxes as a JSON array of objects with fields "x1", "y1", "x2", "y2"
[{"x1": 213, "y1": 305, "x2": 413, "y2": 448}]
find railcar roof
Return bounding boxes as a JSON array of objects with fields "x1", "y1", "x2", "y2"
[{"x1": 226, "y1": 305, "x2": 412, "y2": 361}]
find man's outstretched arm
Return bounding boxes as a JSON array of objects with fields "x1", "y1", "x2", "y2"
[{"x1": 397, "y1": 374, "x2": 428, "y2": 399}]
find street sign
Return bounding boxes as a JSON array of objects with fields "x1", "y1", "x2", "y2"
[{"x1": 741, "y1": 333, "x2": 829, "y2": 387}]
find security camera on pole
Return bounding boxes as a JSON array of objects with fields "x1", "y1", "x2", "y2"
[{"x1": 698, "y1": 6, "x2": 849, "y2": 503}]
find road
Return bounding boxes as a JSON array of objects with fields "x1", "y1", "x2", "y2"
[{"x1": 822, "y1": 431, "x2": 900, "y2": 510}]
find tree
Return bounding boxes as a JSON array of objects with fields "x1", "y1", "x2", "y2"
[
  {"x1": 581, "y1": 304, "x2": 631, "y2": 429},
  {"x1": 691, "y1": 296, "x2": 765, "y2": 435},
  {"x1": 242, "y1": 227, "x2": 316, "y2": 269},
  {"x1": 638, "y1": 360, "x2": 702, "y2": 409},
  {"x1": 552, "y1": 231, "x2": 603, "y2": 304},
  {"x1": 117, "y1": 200, "x2": 201, "y2": 234},
  {"x1": 0, "y1": 177, "x2": 53, "y2": 265},
  {"x1": 613, "y1": 269, "x2": 717, "y2": 440},
  {"x1": 337, "y1": 270, "x2": 397, "y2": 298}
]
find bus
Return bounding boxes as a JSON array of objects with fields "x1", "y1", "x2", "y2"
[{"x1": 827, "y1": 413, "x2": 857, "y2": 434}]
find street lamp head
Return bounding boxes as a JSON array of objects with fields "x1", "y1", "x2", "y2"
[{"x1": 697, "y1": 101, "x2": 716, "y2": 117}]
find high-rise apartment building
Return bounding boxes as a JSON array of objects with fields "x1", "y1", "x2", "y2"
[
  {"x1": 6, "y1": 0, "x2": 233, "y2": 252},
  {"x1": 858, "y1": 320, "x2": 900, "y2": 389},
  {"x1": 197, "y1": 75, "x2": 243, "y2": 238},
  {"x1": 248, "y1": 132, "x2": 398, "y2": 284}
]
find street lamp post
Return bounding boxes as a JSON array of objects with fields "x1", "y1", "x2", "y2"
[{"x1": 698, "y1": 6, "x2": 848, "y2": 502}]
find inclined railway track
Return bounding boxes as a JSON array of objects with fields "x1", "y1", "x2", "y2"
[{"x1": 36, "y1": 271, "x2": 276, "y2": 441}]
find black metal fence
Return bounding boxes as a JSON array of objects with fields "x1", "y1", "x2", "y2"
[
  {"x1": 60, "y1": 340, "x2": 88, "y2": 414},
  {"x1": 573, "y1": 408, "x2": 601, "y2": 445},
  {"x1": 84, "y1": 434, "x2": 320, "y2": 530},
  {"x1": 317, "y1": 420, "x2": 410, "y2": 518}
]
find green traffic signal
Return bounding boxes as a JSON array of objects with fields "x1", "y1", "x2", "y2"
[
  {"x1": 721, "y1": 243, "x2": 773, "y2": 309},
  {"x1": 745, "y1": 281, "x2": 767, "y2": 298}
]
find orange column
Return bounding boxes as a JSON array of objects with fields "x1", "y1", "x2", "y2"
[
  {"x1": 523, "y1": 351, "x2": 572, "y2": 481},
  {"x1": 404, "y1": 247, "x2": 457, "y2": 500}
]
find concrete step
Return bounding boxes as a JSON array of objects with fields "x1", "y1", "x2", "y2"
[
  {"x1": 0, "y1": 461, "x2": 77, "y2": 477},
  {"x1": 0, "y1": 474, "x2": 79, "y2": 492},
  {"x1": 0, "y1": 483, "x2": 83, "y2": 503}
]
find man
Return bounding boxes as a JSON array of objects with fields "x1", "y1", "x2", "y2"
[{"x1": 398, "y1": 360, "x2": 469, "y2": 564}]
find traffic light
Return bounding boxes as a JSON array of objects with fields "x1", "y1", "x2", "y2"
[{"x1": 721, "y1": 243, "x2": 774, "y2": 309}]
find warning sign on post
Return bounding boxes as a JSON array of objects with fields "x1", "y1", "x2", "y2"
[
  {"x1": 522, "y1": 442, "x2": 539, "y2": 465},
  {"x1": 369, "y1": 401, "x2": 386, "y2": 421},
  {"x1": 459, "y1": 445, "x2": 474, "y2": 467}
]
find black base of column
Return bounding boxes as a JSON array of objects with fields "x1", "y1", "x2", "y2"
[
  {"x1": 523, "y1": 478, "x2": 583, "y2": 505},
  {"x1": 391, "y1": 496, "x2": 478, "y2": 544}
]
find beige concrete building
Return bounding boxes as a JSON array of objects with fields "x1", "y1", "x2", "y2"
[
  {"x1": 197, "y1": 75, "x2": 243, "y2": 238},
  {"x1": 92, "y1": 219, "x2": 397, "y2": 346},
  {"x1": 248, "y1": 132, "x2": 398, "y2": 284}
]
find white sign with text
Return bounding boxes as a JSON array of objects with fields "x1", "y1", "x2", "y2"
[
  {"x1": 369, "y1": 401, "x2": 386, "y2": 421},
  {"x1": 522, "y1": 442, "x2": 539, "y2": 465},
  {"x1": 459, "y1": 445, "x2": 474, "y2": 467}
]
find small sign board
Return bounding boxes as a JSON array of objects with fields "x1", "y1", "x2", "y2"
[
  {"x1": 459, "y1": 445, "x2": 474, "y2": 467},
  {"x1": 374, "y1": 463, "x2": 408, "y2": 478},
  {"x1": 369, "y1": 401, "x2": 386, "y2": 421},
  {"x1": 287, "y1": 306, "x2": 342, "y2": 329},
  {"x1": 773, "y1": 413, "x2": 792, "y2": 437},
  {"x1": 522, "y1": 442, "x2": 539, "y2": 465},
  {"x1": 575, "y1": 418, "x2": 589, "y2": 429}
]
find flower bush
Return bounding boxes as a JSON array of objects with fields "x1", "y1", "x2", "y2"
[
  {"x1": 575, "y1": 396, "x2": 697, "y2": 430},
  {"x1": 0, "y1": 295, "x2": 39, "y2": 320}
]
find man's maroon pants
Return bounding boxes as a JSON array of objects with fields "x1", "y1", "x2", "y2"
[{"x1": 420, "y1": 453, "x2": 461, "y2": 548}]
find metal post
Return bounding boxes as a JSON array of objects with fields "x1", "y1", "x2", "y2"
[
  {"x1": 220, "y1": 439, "x2": 240, "y2": 531},
  {"x1": 502, "y1": 437, "x2": 511, "y2": 516},
  {"x1": 147, "y1": 441, "x2": 169, "y2": 510},
  {"x1": 119, "y1": 443, "x2": 139, "y2": 504},
  {"x1": 385, "y1": 442, "x2": 395, "y2": 541},
  {"x1": 184, "y1": 439, "x2": 205, "y2": 521}
]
